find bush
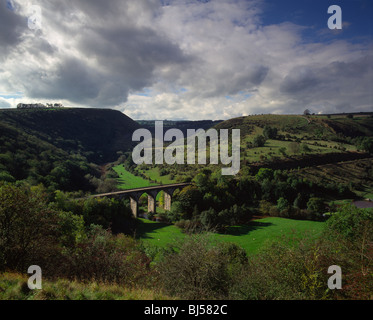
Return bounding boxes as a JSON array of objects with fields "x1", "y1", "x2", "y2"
[
  {"x1": 52, "y1": 193, "x2": 136, "y2": 235},
  {"x1": 64, "y1": 225, "x2": 152, "y2": 286},
  {"x1": 0, "y1": 183, "x2": 63, "y2": 274},
  {"x1": 253, "y1": 135, "x2": 266, "y2": 147},
  {"x1": 325, "y1": 205, "x2": 373, "y2": 241},
  {"x1": 277, "y1": 197, "x2": 289, "y2": 212},
  {"x1": 307, "y1": 197, "x2": 325, "y2": 217},
  {"x1": 158, "y1": 235, "x2": 246, "y2": 299},
  {"x1": 263, "y1": 126, "x2": 278, "y2": 139}
]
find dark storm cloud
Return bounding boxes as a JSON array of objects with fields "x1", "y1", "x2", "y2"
[
  {"x1": 0, "y1": 1, "x2": 25, "y2": 56},
  {"x1": 26, "y1": 57, "x2": 100, "y2": 102},
  {"x1": 280, "y1": 67, "x2": 320, "y2": 94},
  {"x1": 280, "y1": 55, "x2": 373, "y2": 100},
  {"x1": 195, "y1": 64, "x2": 269, "y2": 100},
  {"x1": 79, "y1": 25, "x2": 189, "y2": 81},
  {"x1": 2, "y1": 0, "x2": 191, "y2": 108}
]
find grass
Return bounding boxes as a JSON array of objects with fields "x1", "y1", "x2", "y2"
[
  {"x1": 136, "y1": 218, "x2": 185, "y2": 248},
  {"x1": 0, "y1": 272, "x2": 174, "y2": 300},
  {"x1": 137, "y1": 167, "x2": 176, "y2": 184},
  {"x1": 136, "y1": 217, "x2": 325, "y2": 255},
  {"x1": 212, "y1": 217, "x2": 325, "y2": 254},
  {"x1": 113, "y1": 164, "x2": 155, "y2": 189}
]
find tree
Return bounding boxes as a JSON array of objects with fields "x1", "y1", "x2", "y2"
[
  {"x1": 307, "y1": 197, "x2": 325, "y2": 214},
  {"x1": 263, "y1": 126, "x2": 278, "y2": 140},
  {"x1": 0, "y1": 183, "x2": 61, "y2": 273},
  {"x1": 158, "y1": 235, "x2": 237, "y2": 299},
  {"x1": 301, "y1": 143, "x2": 311, "y2": 153},
  {"x1": 293, "y1": 193, "x2": 307, "y2": 209},
  {"x1": 279, "y1": 147, "x2": 287, "y2": 156},
  {"x1": 255, "y1": 168, "x2": 274, "y2": 181},
  {"x1": 360, "y1": 137, "x2": 373, "y2": 154},
  {"x1": 326, "y1": 204, "x2": 373, "y2": 241},
  {"x1": 253, "y1": 135, "x2": 266, "y2": 147},
  {"x1": 176, "y1": 186, "x2": 203, "y2": 217},
  {"x1": 303, "y1": 109, "x2": 311, "y2": 116},
  {"x1": 277, "y1": 197, "x2": 289, "y2": 212}
]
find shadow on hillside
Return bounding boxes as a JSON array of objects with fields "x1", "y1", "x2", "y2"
[
  {"x1": 220, "y1": 220, "x2": 273, "y2": 236},
  {"x1": 135, "y1": 219, "x2": 172, "y2": 239}
]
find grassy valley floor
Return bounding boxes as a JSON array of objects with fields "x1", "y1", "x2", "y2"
[{"x1": 136, "y1": 217, "x2": 325, "y2": 255}]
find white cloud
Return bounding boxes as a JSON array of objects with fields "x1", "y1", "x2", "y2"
[{"x1": 1, "y1": 0, "x2": 372, "y2": 119}]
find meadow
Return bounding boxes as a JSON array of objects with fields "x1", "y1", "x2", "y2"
[
  {"x1": 136, "y1": 217, "x2": 325, "y2": 255},
  {"x1": 113, "y1": 164, "x2": 155, "y2": 189}
]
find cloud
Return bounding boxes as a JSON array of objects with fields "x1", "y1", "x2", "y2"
[
  {"x1": 0, "y1": 0, "x2": 372, "y2": 119},
  {"x1": 0, "y1": 1, "x2": 25, "y2": 56},
  {"x1": 0, "y1": 0, "x2": 190, "y2": 108},
  {"x1": 0, "y1": 98, "x2": 12, "y2": 108}
]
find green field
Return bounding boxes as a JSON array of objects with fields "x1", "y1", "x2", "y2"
[
  {"x1": 213, "y1": 217, "x2": 325, "y2": 254},
  {"x1": 136, "y1": 167, "x2": 176, "y2": 184},
  {"x1": 113, "y1": 165, "x2": 155, "y2": 189},
  {"x1": 136, "y1": 217, "x2": 325, "y2": 255}
]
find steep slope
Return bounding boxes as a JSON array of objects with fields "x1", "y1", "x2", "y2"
[
  {"x1": 0, "y1": 108, "x2": 140, "y2": 191},
  {"x1": 0, "y1": 108, "x2": 140, "y2": 163},
  {"x1": 213, "y1": 113, "x2": 373, "y2": 170}
]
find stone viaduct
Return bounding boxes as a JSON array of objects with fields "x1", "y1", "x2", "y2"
[{"x1": 87, "y1": 183, "x2": 191, "y2": 217}]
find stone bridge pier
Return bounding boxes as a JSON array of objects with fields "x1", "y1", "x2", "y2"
[
  {"x1": 147, "y1": 190, "x2": 158, "y2": 214},
  {"x1": 128, "y1": 191, "x2": 143, "y2": 218},
  {"x1": 86, "y1": 183, "x2": 191, "y2": 218},
  {"x1": 163, "y1": 187, "x2": 178, "y2": 212}
]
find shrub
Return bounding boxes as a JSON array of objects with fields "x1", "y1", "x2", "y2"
[
  {"x1": 263, "y1": 126, "x2": 278, "y2": 139},
  {"x1": 325, "y1": 205, "x2": 373, "y2": 241},
  {"x1": 64, "y1": 225, "x2": 152, "y2": 286},
  {"x1": 229, "y1": 237, "x2": 331, "y2": 300},
  {"x1": 307, "y1": 197, "x2": 325, "y2": 217},
  {"x1": 277, "y1": 197, "x2": 289, "y2": 212},
  {"x1": 158, "y1": 235, "x2": 232, "y2": 299},
  {"x1": 253, "y1": 135, "x2": 266, "y2": 147},
  {"x1": 0, "y1": 183, "x2": 63, "y2": 274}
]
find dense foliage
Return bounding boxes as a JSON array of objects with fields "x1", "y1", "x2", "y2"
[
  {"x1": 160, "y1": 166, "x2": 353, "y2": 232},
  {"x1": 0, "y1": 183, "x2": 372, "y2": 299},
  {"x1": 0, "y1": 108, "x2": 138, "y2": 193}
]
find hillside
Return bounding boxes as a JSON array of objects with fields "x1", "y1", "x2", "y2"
[
  {"x1": 215, "y1": 113, "x2": 373, "y2": 138},
  {"x1": 0, "y1": 108, "x2": 139, "y2": 163},
  {"x1": 0, "y1": 108, "x2": 139, "y2": 191},
  {"x1": 127, "y1": 113, "x2": 373, "y2": 185},
  {"x1": 215, "y1": 114, "x2": 373, "y2": 165}
]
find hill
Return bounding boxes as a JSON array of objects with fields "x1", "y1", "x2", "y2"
[
  {"x1": 0, "y1": 108, "x2": 139, "y2": 163},
  {"x1": 215, "y1": 113, "x2": 373, "y2": 141},
  {"x1": 133, "y1": 113, "x2": 373, "y2": 184},
  {"x1": 0, "y1": 108, "x2": 139, "y2": 191},
  {"x1": 214, "y1": 113, "x2": 373, "y2": 165}
]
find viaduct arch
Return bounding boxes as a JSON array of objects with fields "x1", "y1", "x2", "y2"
[{"x1": 87, "y1": 183, "x2": 191, "y2": 217}]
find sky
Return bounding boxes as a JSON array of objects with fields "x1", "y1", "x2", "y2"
[{"x1": 0, "y1": 0, "x2": 372, "y2": 120}]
